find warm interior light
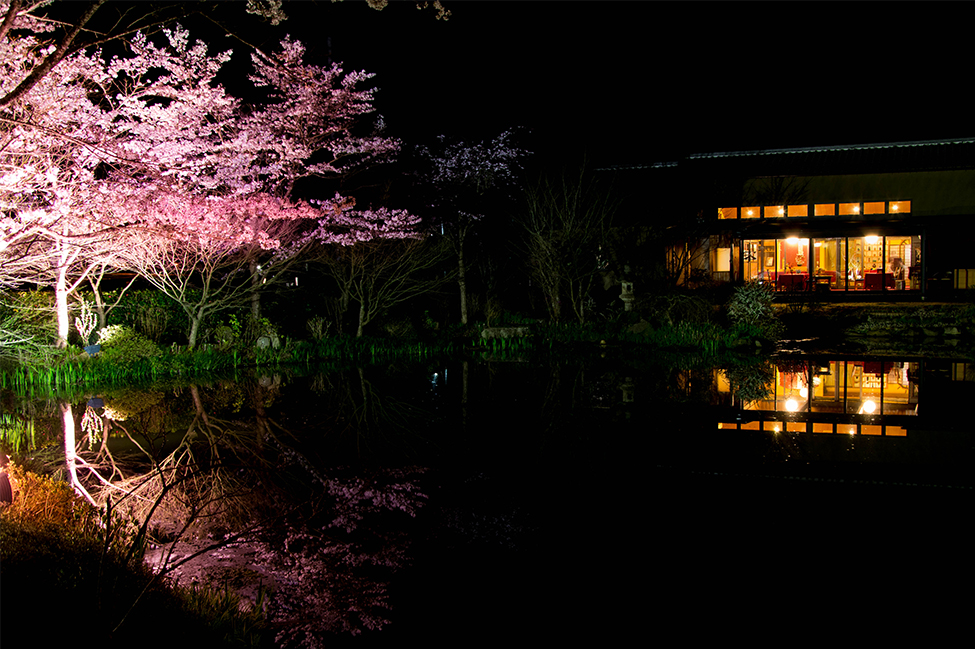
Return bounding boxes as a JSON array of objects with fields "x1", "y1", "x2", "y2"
[
  {"x1": 859, "y1": 400, "x2": 877, "y2": 414},
  {"x1": 865, "y1": 235, "x2": 879, "y2": 244},
  {"x1": 891, "y1": 204, "x2": 898, "y2": 211},
  {"x1": 786, "y1": 237, "x2": 799, "y2": 244},
  {"x1": 785, "y1": 397, "x2": 799, "y2": 412},
  {"x1": 853, "y1": 205, "x2": 860, "y2": 213}
]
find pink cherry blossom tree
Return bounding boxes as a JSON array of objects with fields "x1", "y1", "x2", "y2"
[
  {"x1": 113, "y1": 189, "x2": 419, "y2": 348},
  {"x1": 1, "y1": 16, "x2": 245, "y2": 346},
  {"x1": 211, "y1": 36, "x2": 406, "y2": 322},
  {"x1": 2, "y1": 10, "x2": 416, "y2": 348}
]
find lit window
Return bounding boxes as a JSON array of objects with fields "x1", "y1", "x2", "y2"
[
  {"x1": 787, "y1": 205, "x2": 808, "y2": 217},
  {"x1": 719, "y1": 207, "x2": 738, "y2": 219},
  {"x1": 814, "y1": 204, "x2": 836, "y2": 216},
  {"x1": 766, "y1": 205, "x2": 785, "y2": 218},
  {"x1": 889, "y1": 200, "x2": 911, "y2": 213},
  {"x1": 742, "y1": 206, "x2": 759, "y2": 219},
  {"x1": 839, "y1": 203, "x2": 860, "y2": 215}
]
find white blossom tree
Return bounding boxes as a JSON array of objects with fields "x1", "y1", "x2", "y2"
[{"x1": 415, "y1": 129, "x2": 529, "y2": 325}]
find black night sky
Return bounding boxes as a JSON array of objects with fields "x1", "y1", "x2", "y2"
[{"x1": 132, "y1": 0, "x2": 973, "y2": 171}]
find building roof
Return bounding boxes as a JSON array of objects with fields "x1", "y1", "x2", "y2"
[{"x1": 600, "y1": 137, "x2": 975, "y2": 177}]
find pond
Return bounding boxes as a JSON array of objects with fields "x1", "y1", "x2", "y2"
[{"x1": 3, "y1": 350, "x2": 974, "y2": 645}]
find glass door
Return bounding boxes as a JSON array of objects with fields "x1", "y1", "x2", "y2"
[{"x1": 812, "y1": 238, "x2": 844, "y2": 290}]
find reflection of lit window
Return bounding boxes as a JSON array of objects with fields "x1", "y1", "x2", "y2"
[
  {"x1": 815, "y1": 203, "x2": 836, "y2": 216},
  {"x1": 839, "y1": 203, "x2": 860, "y2": 215},
  {"x1": 864, "y1": 202, "x2": 885, "y2": 214}
]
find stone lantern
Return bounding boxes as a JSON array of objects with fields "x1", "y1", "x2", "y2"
[{"x1": 619, "y1": 281, "x2": 635, "y2": 311}]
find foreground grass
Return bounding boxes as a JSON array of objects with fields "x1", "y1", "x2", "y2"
[{"x1": 0, "y1": 465, "x2": 270, "y2": 648}]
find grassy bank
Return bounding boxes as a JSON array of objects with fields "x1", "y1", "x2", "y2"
[
  {"x1": 1, "y1": 317, "x2": 775, "y2": 393},
  {"x1": 0, "y1": 464, "x2": 270, "y2": 648}
]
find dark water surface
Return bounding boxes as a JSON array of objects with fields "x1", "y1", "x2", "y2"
[{"x1": 7, "y1": 353, "x2": 975, "y2": 644}]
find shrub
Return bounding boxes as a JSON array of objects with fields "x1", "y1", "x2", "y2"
[
  {"x1": 306, "y1": 315, "x2": 330, "y2": 341},
  {"x1": 727, "y1": 281, "x2": 783, "y2": 339},
  {"x1": 643, "y1": 292, "x2": 711, "y2": 328},
  {"x1": 96, "y1": 325, "x2": 162, "y2": 370}
]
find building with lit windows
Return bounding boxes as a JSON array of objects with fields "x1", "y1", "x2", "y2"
[{"x1": 612, "y1": 137, "x2": 975, "y2": 298}]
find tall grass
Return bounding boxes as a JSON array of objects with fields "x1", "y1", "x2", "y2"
[
  {"x1": 1, "y1": 335, "x2": 469, "y2": 393},
  {"x1": 0, "y1": 463, "x2": 269, "y2": 646},
  {"x1": 1, "y1": 313, "x2": 772, "y2": 394}
]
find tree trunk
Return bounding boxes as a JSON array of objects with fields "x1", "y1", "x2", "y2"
[
  {"x1": 92, "y1": 289, "x2": 108, "y2": 330},
  {"x1": 457, "y1": 245, "x2": 468, "y2": 325},
  {"x1": 61, "y1": 402, "x2": 96, "y2": 506},
  {"x1": 55, "y1": 267, "x2": 70, "y2": 348},
  {"x1": 250, "y1": 258, "x2": 262, "y2": 321},
  {"x1": 87, "y1": 266, "x2": 108, "y2": 330},
  {"x1": 356, "y1": 302, "x2": 366, "y2": 338},
  {"x1": 187, "y1": 308, "x2": 204, "y2": 348}
]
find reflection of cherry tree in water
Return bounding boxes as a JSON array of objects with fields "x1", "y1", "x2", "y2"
[
  {"x1": 58, "y1": 379, "x2": 427, "y2": 644},
  {"x1": 253, "y1": 463, "x2": 427, "y2": 644},
  {"x1": 306, "y1": 364, "x2": 435, "y2": 456}
]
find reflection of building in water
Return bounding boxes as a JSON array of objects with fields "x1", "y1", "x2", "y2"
[{"x1": 715, "y1": 359, "x2": 924, "y2": 437}]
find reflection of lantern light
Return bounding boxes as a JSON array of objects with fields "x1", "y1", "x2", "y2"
[
  {"x1": 865, "y1": 235, "x2": 879, "y2": 244},
  {"x1": 799, "y1": 386, "x2": 808, "y2": 398},
  {"x1": 786, "y1": 237, "x2": 799, "y2": 244},
  {"x1": 785, "y1": 397, "x2": 799, "y2": 412}
]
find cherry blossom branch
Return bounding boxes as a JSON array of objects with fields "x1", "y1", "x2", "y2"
[{"x1": 0, "y1": 0, "x2": 107, "y2": 108}]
